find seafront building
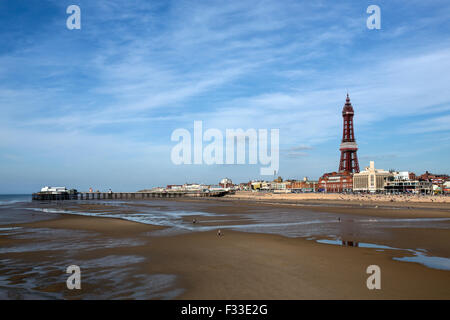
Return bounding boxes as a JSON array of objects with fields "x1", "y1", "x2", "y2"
[
  {"x1": 40, "y1": 186, "x2": 68, "y2": 193},
  {"x1": 272, "y1": 182, "x2": 288, "y2": 192},
  {"x1": 250, "y1": 180, "x2": 272, "y2": 191},
  {"x1": 33, "y1": 186, "x2": 78, "y2": 200},
  {"x1": 247, "y1": 177, "x2": 318, "y2": 193},
  {"x1": 166, "y1": 185, "x2": 183, "y2": 191},
  {"x1": 288, "y1": 177, "x2": 318, "y2": 192},
  {"x1": 219, "y1": 178, "x2": 234, "y2": 188},
  {"x1": 444, "y1": 181, "x2": 450, "y2": 194},
  {"x1": 353, "y1": 161, "x2": 392, "y2": 193},
  {"x1": 165, "y1": 183, "x2": 210, "y2": 192},
  {"x1": 318, "y1": 171, "x2": 353, "y2": 193},
  {"x1": 418, "y1": 171, "x2": 450, "y2": 181},
  {"x1": 384, "y1": 179, "x2": 432, "y2": 194}
]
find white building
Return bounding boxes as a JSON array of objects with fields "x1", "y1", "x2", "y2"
[
  {"x1": 353, "y1": 161, "x2": 392, "y2": 193},
  {"x1": 273, "y1": 182, "x2": 289, "y2": 190},
  {"x1": 394, "y1": 171, "x2": 410, "y2": 181},
  {"x1": 385, "y1": 179, "x2": 432, "y2": 194},
  {"x1": 220, "y1": 178, "x2": 232, "y2": 185},
  {"x1": 40, "y1": 186, "x2": 68, "y2": 193},
  {"x1": 209, "y1": 185, "x2": 227, "y2": 192},
  {"x1": 183, "y1": 184, "x2": 209, "y2": 192},
  {"x1": 219, "y1": 178, "x2": 234, "y2": 189}
]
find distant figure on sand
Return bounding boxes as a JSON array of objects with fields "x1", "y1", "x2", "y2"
[
  {"x1": 192, "y1": 218, "x2": 197, "y2": 224},
  {"x1": 217, "y1": 229, "x2": 222, "y2": 236}
]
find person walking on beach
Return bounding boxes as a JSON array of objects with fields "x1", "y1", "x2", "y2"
[{"x1": 217, "y1": 229, "x2": 222, "y2": 236}]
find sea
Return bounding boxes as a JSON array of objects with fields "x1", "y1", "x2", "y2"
[{"x1": 0, "y1": 194, "x2": 31, "y2": 206}]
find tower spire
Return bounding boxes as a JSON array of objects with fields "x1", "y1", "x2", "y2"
[{"x1": 339, "y1": 93, "x2": 359, "y2": 173}]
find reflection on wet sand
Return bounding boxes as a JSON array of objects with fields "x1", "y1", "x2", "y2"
[{"x1": 342, "y1": 240, "x2": 359, "y2": 247}]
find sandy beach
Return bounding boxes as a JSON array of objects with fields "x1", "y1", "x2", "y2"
[
  {"x1": 0, "y1": 198, "x2": 449, "y2": 299},
  {"x1": 224, "y1": 191, "x2": 450, "y2": 207}
]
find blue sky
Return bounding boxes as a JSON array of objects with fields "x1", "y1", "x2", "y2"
[{"x1": 1, "y1": 0, "x2": 450, "y2": 193}]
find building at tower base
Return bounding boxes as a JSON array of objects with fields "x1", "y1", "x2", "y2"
[{"x1": 318, "y1": 171, "x2": 353, "y2": 193}]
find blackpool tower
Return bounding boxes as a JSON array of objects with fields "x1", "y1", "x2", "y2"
[{"x1": 338, "y1": 94, "x2": 360, "y2": 173}]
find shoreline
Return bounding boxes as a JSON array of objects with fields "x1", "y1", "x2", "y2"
[
  {"x1": 173, "y1": 195, "x2": 450, "y2": 219},
  {"x1": 224, "y1": 191, "x2": 450, "y2": 203},
  {"x1": 223, "y1": 191, "x2": 450, "y2": 208}
]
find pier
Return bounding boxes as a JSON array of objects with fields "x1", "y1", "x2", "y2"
[{"x1": 32, "y1": 190, "x2": 229, "y2": 201}]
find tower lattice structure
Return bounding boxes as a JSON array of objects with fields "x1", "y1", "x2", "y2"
[{"x1": 338, "y1": 94, "x2": 360, "y2": 173}]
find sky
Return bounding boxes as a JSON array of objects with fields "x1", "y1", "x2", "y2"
[{"x1": 0, "y1": 0, "x2": 450, "y2": 193}]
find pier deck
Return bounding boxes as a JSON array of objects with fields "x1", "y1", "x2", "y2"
[{"x1": 32, "y1": 191, "x2": 229, "y2": 201}]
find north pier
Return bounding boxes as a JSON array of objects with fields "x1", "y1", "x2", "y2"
[{"x1": 32, "y1": 189, "x2": 230, "y2": 201}]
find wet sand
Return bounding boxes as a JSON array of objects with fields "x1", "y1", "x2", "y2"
[{"x1": 0, "y1": 199, "x2": 449, "y2": 299}]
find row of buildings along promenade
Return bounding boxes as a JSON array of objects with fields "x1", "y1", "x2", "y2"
[
  {"x1": 226, "y1": 94, "x2": 449, "y2": 195},
  {"x1": 314, "y1": 94, "x2": 449, "y2": 194}
]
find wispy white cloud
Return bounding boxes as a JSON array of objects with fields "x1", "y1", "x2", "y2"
[{"x1": 402, "y1": 114, "x2": 450, "y2": 134}]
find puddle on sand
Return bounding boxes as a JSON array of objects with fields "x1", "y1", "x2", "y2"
[
  {"x1": 315, "y1": 239, "x2": 395, "y2": 250},
  {"x1": 313, "y1": 237, "x2": 450, "y2": 271},
  {"x1": 393, "y1": 253, "x2": 450, "y2": 271}
]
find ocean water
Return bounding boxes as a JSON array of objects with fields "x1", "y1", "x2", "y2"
[
  {"x1": 0, "y1": 194, "x2": 31, "y2": 206},
  {"x1": 0, "y1": 194, "x2": 53, "y2": 225}
]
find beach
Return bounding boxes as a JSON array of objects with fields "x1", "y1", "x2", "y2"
[
  {"x1": 225, "y1": 191, "x2": 450, "y2": 206},
  {"x1": 0, "y1": 196, "x2": 449, "y2": 299}
]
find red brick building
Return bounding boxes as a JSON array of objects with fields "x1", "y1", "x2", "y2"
[
  {"x1": 417, "y1": 171, "x2": 449, "y2": 181},
  {"x1": 287, "y1": 180, "x2": 318, "y2": 192},
  {"x1": 318, "y1": 171, "x2": 353, "y2": 193}
]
